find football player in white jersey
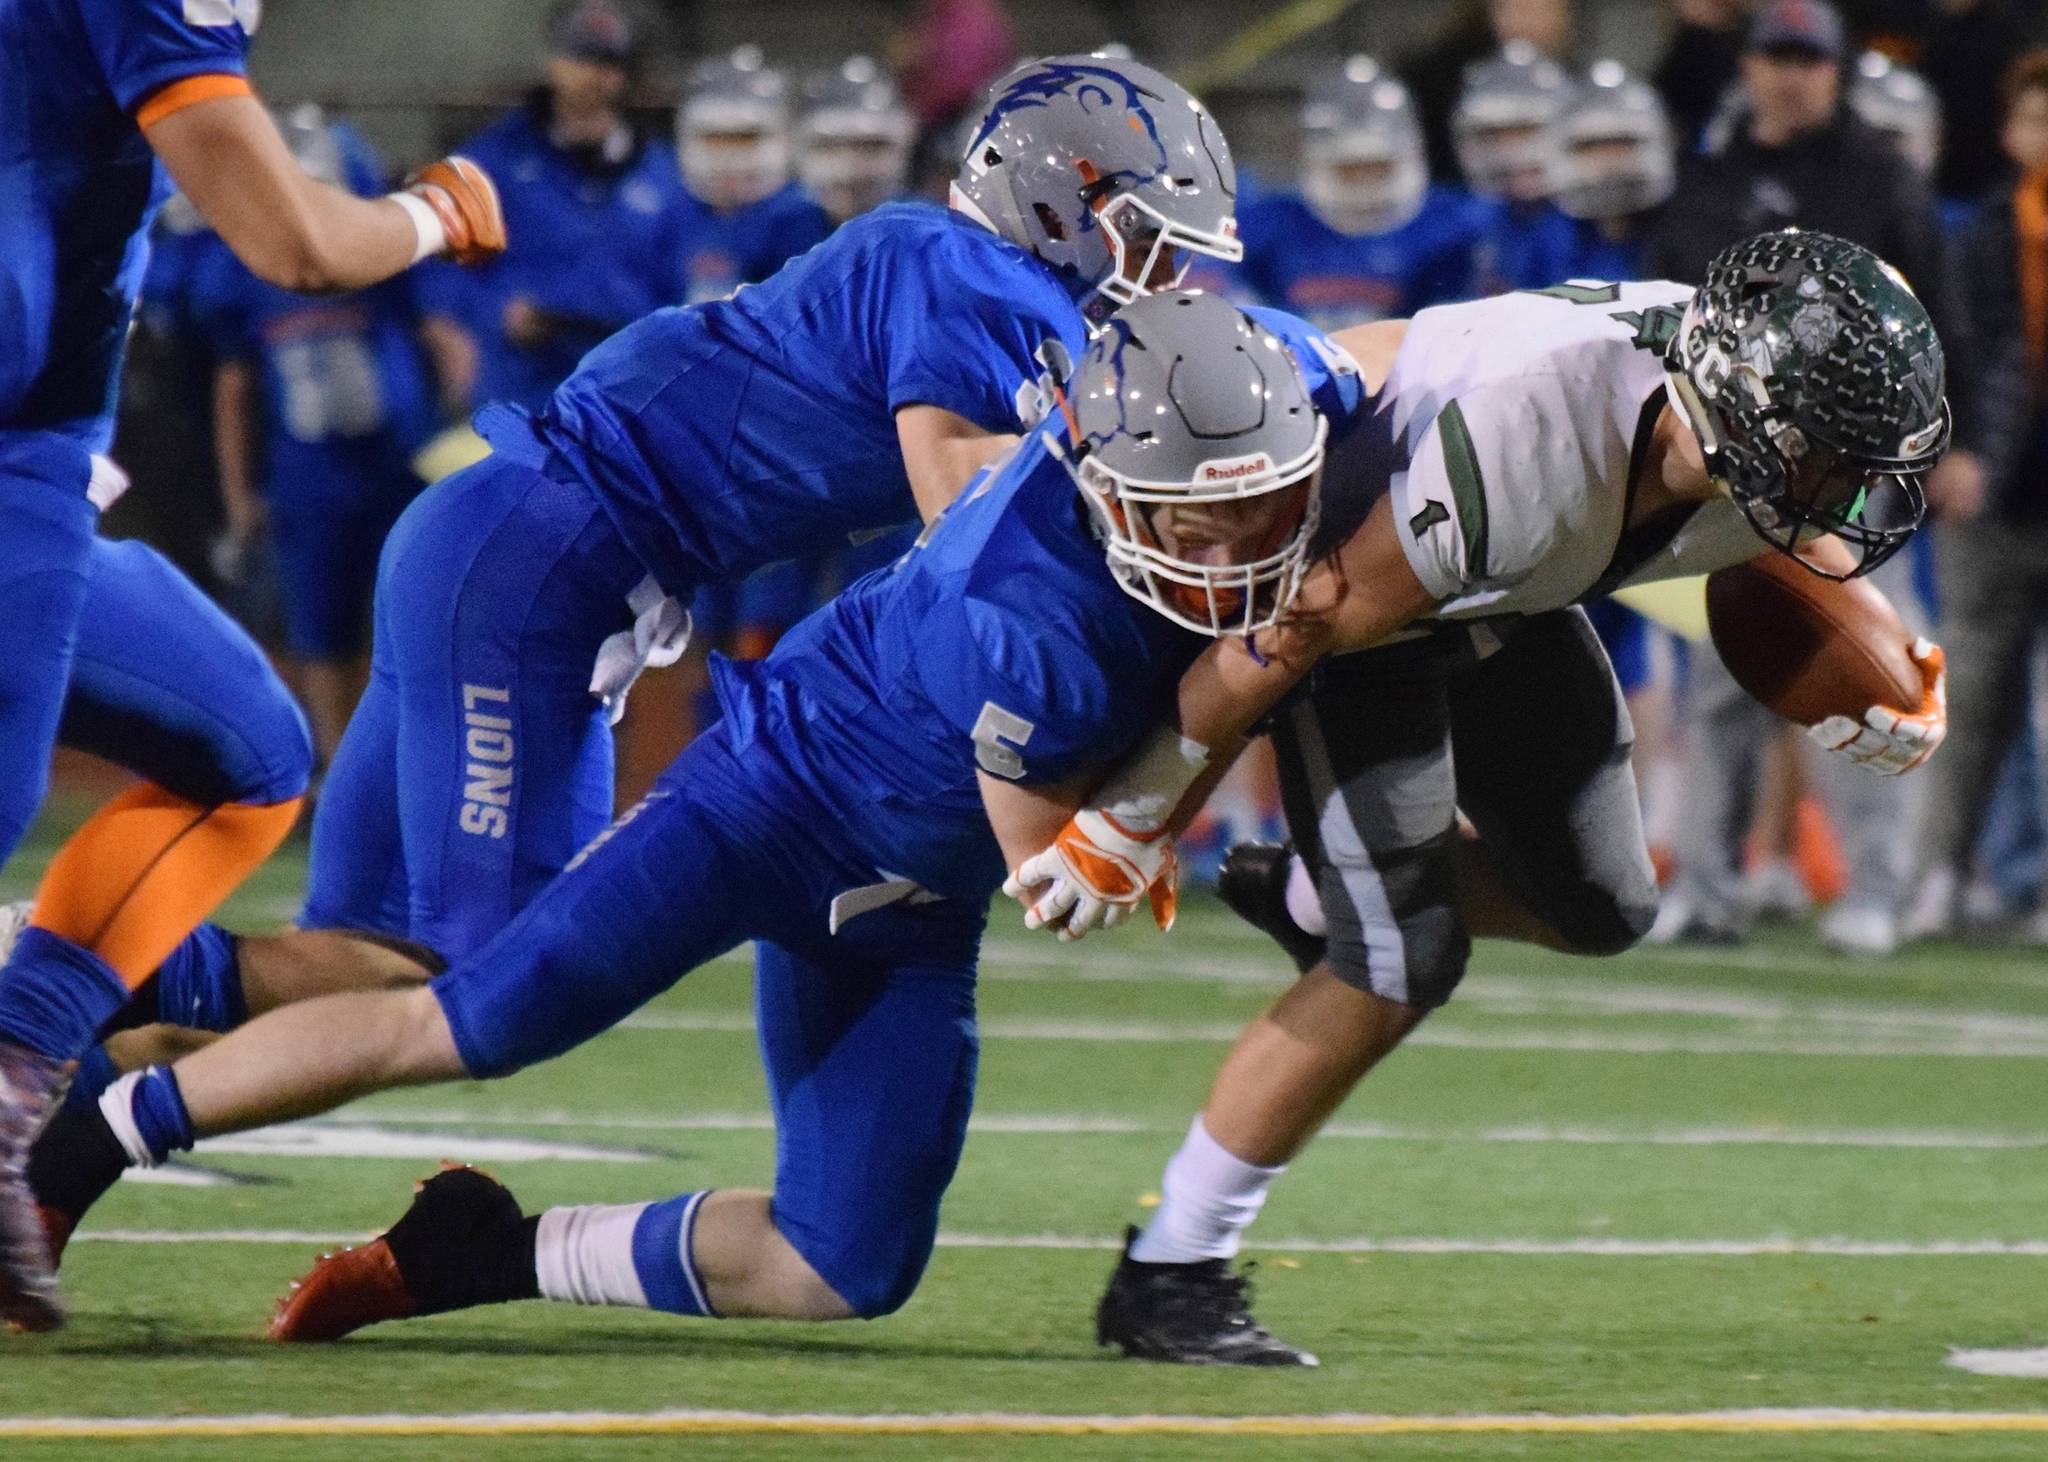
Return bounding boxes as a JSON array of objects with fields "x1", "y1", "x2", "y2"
[{"x1": 1001, "y1": 229, "x2": 1953, "y2": 1365}]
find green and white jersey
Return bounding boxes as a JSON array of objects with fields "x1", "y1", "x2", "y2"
[{"x1": 1379, "y1": 280, "x2": 1761, "y2": 622}]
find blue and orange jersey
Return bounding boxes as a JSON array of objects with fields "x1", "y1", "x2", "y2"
[
  {"x1": 680, "y1": 181, "x2": 834, "y2": 304},
  {"x1": 1, "y1": 0, "x2": 257, "y2": 461},
  {"x1": 1239, "y1": 187, "x2": 1491, "y2": 331}
]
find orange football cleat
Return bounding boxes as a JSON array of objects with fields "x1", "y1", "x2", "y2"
[{"x1": 269, "y1": 1238, "x2": 418, "y2": 1343}]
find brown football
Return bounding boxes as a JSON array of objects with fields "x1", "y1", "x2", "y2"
[{"x1": 1705, "y1": 553, "x2": 1920, "y2": 726}]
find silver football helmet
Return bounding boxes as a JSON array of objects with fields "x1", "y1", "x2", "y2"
[
  {"x1": 678, "y1": 46, "x2": 792, "y2": 210},
  {"x1": 797, "y1": 56, "x2": 912, "y2": 224},
  {"x1": 1453, "y1": 42, "x2": 1570, "y2": 201},
  {"x1": 952, "y1": 54, "x2": 1242, "y2": 322},
  {"x1": 1554, "y1": 62, "x2": 1675, "y2": 220},
  {"x1": 1850, "y1": 51, "x2": 1941, "y2": 179},
  {"x1": 280, "y1": 103, "x2": 345, "y2": 188},
  {"x1": 1064, "y1": 291, "x2": 1327, "y2": 638},
  {"x1": 1300, "y1": 56, "x2": 1429, "y2": 236}
]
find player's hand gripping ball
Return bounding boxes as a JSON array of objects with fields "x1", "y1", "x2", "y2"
[
  {"x1": 1706, "y1": 553, "x2": 1946, "y2": 776},
  {"x1": 1002, "y1": 809, "x2": 1179, "y2": 941},
  {"x1": 403, "y1": 156, "x2": 506, "y2": 266}
]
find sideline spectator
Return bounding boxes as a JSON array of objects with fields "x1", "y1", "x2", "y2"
[
  {"x1": 1922, "y1": 0, "x2": 2030, "y2": 206},
  {"x1": 419, "y1": 0, "x2": 695, "y2": 413},
  {"x1": 1653, "y1": 0, "x2": 1759, "y2": 151},
  {"x1": 1406, "y1": 0, "x2": 1574, "y2": 180},
  {"x1": 1912, "y1": 51, "x2": 2048, "y2": 940}
]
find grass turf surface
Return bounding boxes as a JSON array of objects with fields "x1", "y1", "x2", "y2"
[{"x1": 3, "y1": 801, "x2": 2046, "y2": 1458}]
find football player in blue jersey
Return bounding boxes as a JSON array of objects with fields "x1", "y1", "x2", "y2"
[
  {"x1": 1553, "y1": 63, "x2": 1677, "y2": 281},
  {"x1": 16, "y1": 54, "x2": 1253, "y2": 1176},
  {"x1": 1238, "y1": 58, "x2": 1489, "y2": 332},
  {"x1": 199, "y1": 107, "x2": 453, "y2": 766},
  {"x1": 0, "y1": 0, "x2": 506, "y2": 1330},
  {"x1": 34, "y1": 293, "x2": 1333, "y2": 1339},
  {"x1": 415, "y1": 1, "x2": 697, "y2": 415},
  {"x1": 677, "y1": 48, "x2": 836, "y2": 304},
  {"x1": 1454, "y1": 43, "x2": 1583, "y2": 292},
  {"x1": 797, "y1": 56, "x2": 920, "y2": 226}
]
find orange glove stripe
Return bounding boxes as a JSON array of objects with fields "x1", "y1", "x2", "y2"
[{"x1": 136, "y1": 73, "x2": 253, "y2": 130}]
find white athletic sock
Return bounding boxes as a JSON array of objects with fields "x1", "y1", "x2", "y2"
[
  {"x1": 1127, "y1": 1116, "x2": 1285, "y2": 1264},
  {"x1": 535, "y1": 1203, "x2": 652, "y2": 1308},
  {"x1": 1284, "y1": 854, "x2": 1327, "y2": 936}
]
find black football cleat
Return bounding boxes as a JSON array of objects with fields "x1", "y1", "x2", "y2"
[
  {"x1": 1095, "y1": 1226, "x2": 1318, "y2": 1367},
  {"x1": 272, "y1": 1164, "x2": 533, "y2": 1342},
  {"x1": 0, "y1": 1041, "x2": 71, "y2": 1333},
  {"x1": 1217, "y1": 842, "x2": 1326, "y2": 973}
]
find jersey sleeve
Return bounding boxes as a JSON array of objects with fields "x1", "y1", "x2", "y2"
[
  {"x1": 881, "y1": 233, "x2": 1087, "y2": 433},
  {"x1": 83, "y1": 0, "x2": 254, "y2": 119},
  {"x1": 1387, "y1": 376, "x2": 1569, "y2": 602},
  {"x1": 1243, "y1": 306, "x2": 1366, "y2": 428}
]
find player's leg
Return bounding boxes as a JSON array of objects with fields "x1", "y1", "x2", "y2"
[
  {"x1": 268, "y1": 492, "x2": 381, "y2": 769},
  {"x1": 0, "y1": 447, "x2": 97, "y2": 868},
  {"x1": 0, "y1": 529, "x2": 304, "y2": 1328},
  {"x1": 268, "y1": 900, "x2": 985, "y2": 1340},
  {"x1": 381, "y1": 461, "x2": 641, "y2": 964},
  {"x1": 32, "y1": 724, "x2": 783, "y2": 1251},
  {"x1": 1100, "y1": 640, "x2": 1466, "y2": 1366},
  {"x1": 1651, "y1": 645, "x2": 1779, "y2": 942},
  {"x1": 1447, "y1": 608, "x2": 1660, "y2": 957}
]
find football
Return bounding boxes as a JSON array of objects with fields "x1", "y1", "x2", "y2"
[{"x1": 1705, "y1": 551, "x2": 1921, "y2": 726}]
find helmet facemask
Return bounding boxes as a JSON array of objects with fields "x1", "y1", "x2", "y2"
[
  {"x1": 1668, "y1": 349, "x2": 1944, "y2": 581},
  {"x1": 1073, "y1": 418, "x2": 1326, "y2": 638}
]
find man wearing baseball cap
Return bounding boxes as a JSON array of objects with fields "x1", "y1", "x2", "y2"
[
  {"x1": 417, "y1": 1, "x2": 697, "y2": 415},
  {"x1": 1645, "y1": 0, "x2": 1982, "y2": 954}
]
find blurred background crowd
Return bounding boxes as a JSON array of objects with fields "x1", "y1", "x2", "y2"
[{"x1": 104, "y1": 0, "x2": 2048, "y2": 958}]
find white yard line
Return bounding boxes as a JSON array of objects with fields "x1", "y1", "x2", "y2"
[
  {"x1": 4, "y1": 1407, "x2": 2048, "y2": 1440},
  {"x1": 615, "y1": 1008, "x2": 2048, "y2": 1058},
  {"x1": 334, "y1": 1109, "x2": 2048, "y2": 1152},
  {"x1": 66, "y1": 1229, "x2": 2048, "y2": 1258}
]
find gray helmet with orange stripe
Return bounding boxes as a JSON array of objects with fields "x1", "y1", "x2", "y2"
[{"x1": 951, "y1": 55, "x2": 1242, "y2": 323}]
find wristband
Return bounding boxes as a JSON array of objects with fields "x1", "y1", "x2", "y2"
[
  {"x1": 388, "y1": 189, "x2": 447, "y2": 266},
  {"x1": 1093, "y1": 726, "x2": 1212, "y2": 835}
]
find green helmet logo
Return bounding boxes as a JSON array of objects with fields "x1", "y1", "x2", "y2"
[{"x1": 1668, "y1": 229, "x2": 1949, "y2": 579}]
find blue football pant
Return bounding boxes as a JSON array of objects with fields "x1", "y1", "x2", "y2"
[
  {"x1": 0, "y1": 454, "x2": 98, "y2": 866},
  {"x1": 62, "y1": 538, "x2": 313, "y2": 807},
  {"x1": 434, "y1": 721, "x2": 984, "y2": 1318},
  {"x1": 300, "y1": 453, "x2": 643, "y2": 961}
]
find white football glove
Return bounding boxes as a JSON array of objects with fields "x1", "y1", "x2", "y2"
[
  {"x1": 1000, "y1": 808, "x2": 1179, "y2": 941},
  {"x1": 1807, "y1": 638, "x2": 1946, "y2": 776}
]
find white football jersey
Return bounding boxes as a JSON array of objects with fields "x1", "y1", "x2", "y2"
[{"x1": 1374, "y1": 281, "x2": 1762, "y2": 622}]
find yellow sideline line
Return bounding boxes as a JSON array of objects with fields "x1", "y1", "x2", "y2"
[{"x1": 7, "y1": 1411, "x2": 2048, "y2": 1440}]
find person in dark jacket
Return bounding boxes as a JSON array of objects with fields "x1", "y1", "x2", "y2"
[
  {"x1": 1645, "y1": 0, "x2": 1979, "y2": 955},
  {"x1": 1912, "y1": 50, "x2": 2048, "y2": 939},
  {"x1": 1652, "y1": 0, "x2": 1757, "y2": 151}
]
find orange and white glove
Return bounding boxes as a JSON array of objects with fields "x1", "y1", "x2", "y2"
[
  {"x1": 400, "y1": 156, "x2": 506, "y2": 266},
  {"x1": 1001, "y1": 809, "x2": 1180, "y2": 941},
  {"x1": 1807, "y1": 638, "x2": 1946, "y2": 775}
]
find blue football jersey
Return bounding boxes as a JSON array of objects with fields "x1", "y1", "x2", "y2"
[
  {"x1": 189, "y1": 245, "x2": 436, "y2": 505},
  {"x1": 712, "y1": 428, "x2": 1203, "y2": 905},
  {"x1": 1556, "y1": 218, "x2": 1649, "y2": 284},
  {"x1": 415, "y1": 105, "x2": 698, "y2": 413},
  {"x1": 1474, "y1": 196, "x2": 1584, "y2": 294},
  {"x1": 536, "y1": 203, "x2": 1090, "y2": 592},
  {"x1": 0, "y1": 0, "x2": 253, "y2": 453},
  {"x1": 681, "y1": 182, "x2": 834, "y2": 304},
  {"x1": 1239, "y1": 188, "x2": 1489, "y2": 331}
]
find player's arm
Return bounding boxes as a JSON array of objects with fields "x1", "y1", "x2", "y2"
[
  {"x1": 1006, "y1": 494, "x2": 1438, "y2": 937},
  {"x1": 210, "y1": 358, "x2": 265, "y2": 571},
  {"x1": 143, "y1": 94, "x2": 503, "y2": 293},
  {"x1": 894, "y1": 405, "x2": 1019, "y2": 524}
]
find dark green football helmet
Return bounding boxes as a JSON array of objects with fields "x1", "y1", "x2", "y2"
[{"x1": 1666, "y1": 229, "x2": 1949, "y2": 579}]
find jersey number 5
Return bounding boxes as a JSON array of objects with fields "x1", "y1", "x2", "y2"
[{"x1": 972, "y1": 702, "x2": 1035, "y2": 780}]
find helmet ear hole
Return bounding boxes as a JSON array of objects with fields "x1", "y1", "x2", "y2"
[{"x1": 1032, "y1": 201, "x2": 1069, "y2": 242}]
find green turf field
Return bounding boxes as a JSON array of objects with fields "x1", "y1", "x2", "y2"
[{"x1": 2, "y1": 803, "x2": 2045, "y2": 1459}]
